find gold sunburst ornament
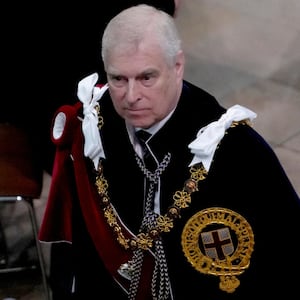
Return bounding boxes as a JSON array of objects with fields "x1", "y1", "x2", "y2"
[{"x1": 181, "y1": 207, "x2": 255, "y2": 293}]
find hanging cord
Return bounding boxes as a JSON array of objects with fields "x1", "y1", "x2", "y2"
[{"x1": 128, "y1": 153, "x2": 171, "y2": 300}]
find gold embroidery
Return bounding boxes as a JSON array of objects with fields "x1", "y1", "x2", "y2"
[{"x1": 181, "y1": 207, "x2": 255, "y2": 293}]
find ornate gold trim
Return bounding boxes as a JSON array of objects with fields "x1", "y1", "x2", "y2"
[{"x1": 181, "y1": 207, "x2": 254, "y2": 293}]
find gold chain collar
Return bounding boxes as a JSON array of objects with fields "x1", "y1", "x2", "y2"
[
  {"x1": 95, "y1": 161, "x2": 207, "y2": 251},
  {"x1": 94, "y1": 104, "x2": 250, "y2": 251}
]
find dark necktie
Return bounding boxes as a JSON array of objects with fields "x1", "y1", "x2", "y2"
[
  {"x1": 135, "y1": 130, "x2": 157, "y2": 172},
  {"x1": 135, "y1": 129, "x2": 157, "y2": 212}
]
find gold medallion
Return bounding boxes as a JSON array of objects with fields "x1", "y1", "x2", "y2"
[{"x1": 181, "y1": 207, "x2": 254, "y2": 293}]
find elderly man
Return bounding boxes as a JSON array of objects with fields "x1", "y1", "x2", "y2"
[{"x1": 39, "y1": 4, "x2": 300, "y2": 299}]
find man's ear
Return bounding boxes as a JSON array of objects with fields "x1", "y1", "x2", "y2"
[{"x1": 175, "y1": 50, "x2": 185, "y2": 80}]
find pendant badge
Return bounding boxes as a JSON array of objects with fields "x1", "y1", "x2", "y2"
[{"x1": 181, "y1": 207, "x2": 254, "y2": 293}]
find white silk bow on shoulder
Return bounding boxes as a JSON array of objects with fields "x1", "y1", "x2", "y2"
[
  {"x1": 77, "y1": 73, "x2": 109, "y2": 169},
  {"x1": 188, "y1": 104, "x2": 257, "y2": 171}
]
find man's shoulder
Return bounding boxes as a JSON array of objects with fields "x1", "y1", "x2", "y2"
[{"x1": 182, "y1": 80, "x2": 215, "y2": 98}]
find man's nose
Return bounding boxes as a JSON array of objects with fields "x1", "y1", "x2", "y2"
[{"x1": 126, "y1": 80, "x2": 141, "y2": 103}]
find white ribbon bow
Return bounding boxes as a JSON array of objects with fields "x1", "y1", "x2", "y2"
[
  {"x1": 188, "y1": 104, "x2": 257, "y2": 171},
  {"x1": 77, "y1": 73, "x2": 109, "y2": 169}
]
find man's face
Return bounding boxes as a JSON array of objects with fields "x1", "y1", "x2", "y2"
[{"x1": 105, "y1": 41, "x2": 184, "y2": 129}]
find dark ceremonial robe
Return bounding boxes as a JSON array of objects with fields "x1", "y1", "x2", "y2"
[{"x1": 39, "y1": 80, "x2": 300, "y2": 299}]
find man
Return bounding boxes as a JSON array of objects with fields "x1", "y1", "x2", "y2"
[
  {"x1": 35, "y1": 2, "x2": 180, "y2": 299},
  {"x1": 39, "y1": 4, "x2": 300, "y2": 299}
]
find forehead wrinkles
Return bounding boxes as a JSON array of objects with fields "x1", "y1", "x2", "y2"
[
  {"x1": 107, "y1": 52, "x2": 161, "y2": 79},
  {"x1": 108, "y1": 33, "x2": 163, "y2": 69}
]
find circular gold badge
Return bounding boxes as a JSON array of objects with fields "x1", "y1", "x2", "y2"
[{"x1": 181, "y1": 207, "x2": 254, "y2": 293}]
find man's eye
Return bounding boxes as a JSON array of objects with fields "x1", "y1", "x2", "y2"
[
  {"x1": 112, "y1": 76, "x2": 123, "y2": 81},
  {"x1": 141, "y1": 75, "x2": 155, "y2": 86},
  {"x1": 109, "y1": 75, "x2": 127, "y2": 87}
]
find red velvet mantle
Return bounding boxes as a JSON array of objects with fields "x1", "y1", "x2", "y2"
[{"x1": 38, "y1": 103, "x2": 154, "y2": 298}]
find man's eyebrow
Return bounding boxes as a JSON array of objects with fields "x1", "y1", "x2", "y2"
[{"x1": 140, "y1": 68, "x2": 159, "y2": 76}]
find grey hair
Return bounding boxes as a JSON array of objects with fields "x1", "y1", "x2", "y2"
[{"x1": 101, "y1": 4, "x2": 182, "y2": 68}]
